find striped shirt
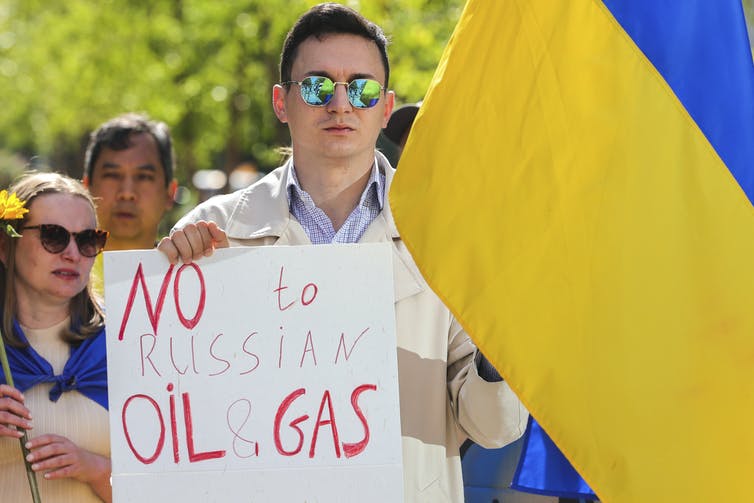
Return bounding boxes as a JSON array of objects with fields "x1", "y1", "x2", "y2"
[{"x1": 287, "y1": 159, "x2": 385, "y2": 244}]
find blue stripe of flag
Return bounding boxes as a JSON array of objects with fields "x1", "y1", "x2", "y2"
[{"x1": 602, "y1": 0, "x2": 754, "y2": 204}]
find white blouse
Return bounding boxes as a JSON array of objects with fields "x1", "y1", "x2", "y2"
[{"x1": 0, "y1": 318, "x2": 109, "y2": 502}]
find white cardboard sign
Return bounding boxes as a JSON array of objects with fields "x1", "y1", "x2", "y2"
[{"x1": 104, "y1": 244, "x2": 403, "y2": 502}]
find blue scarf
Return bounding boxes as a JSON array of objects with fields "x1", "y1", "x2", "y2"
[
  {"x1": 511, "y1": 416, "x2": 597, "y2": 499},
  {"x1": 0, "y1": 321, "x2": 108, "y2": 410}
]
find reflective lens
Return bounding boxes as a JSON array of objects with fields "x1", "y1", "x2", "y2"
[
  {"x1": 23, "y1": 224, "x2": 108, "y2": 257},
  {"x1": 286, "y1": 76, "x2": 384, "y2": 108}
]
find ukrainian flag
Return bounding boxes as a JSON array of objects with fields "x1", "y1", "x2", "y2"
[{"x1": 390, "y1": 1, "x2": 754, "y2": 502}]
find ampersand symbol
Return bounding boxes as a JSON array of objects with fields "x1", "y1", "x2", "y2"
[{"x1": 226, "y1": 399, "x2": 260, "y2": 458}]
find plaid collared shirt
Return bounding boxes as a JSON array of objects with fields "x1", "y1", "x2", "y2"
[{"x1": 287, "y1": 159, "x2": 385, "y2": 245}]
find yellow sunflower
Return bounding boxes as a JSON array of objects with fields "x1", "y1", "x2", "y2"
[
  {"x1": 0, "y1": 190, "x2": 28, "y2": 220},
  {"x1": 0, "y1": 190, "x2": 28, "y2": 237}
]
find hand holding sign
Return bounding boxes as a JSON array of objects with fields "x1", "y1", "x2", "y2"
[{"x1": 157, "y1": 220, "x2": 229, "y2": 264}]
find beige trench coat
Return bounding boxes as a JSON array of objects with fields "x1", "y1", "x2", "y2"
[{"x1": 174, "y1": 152, "x2": 527, "y2": 502}]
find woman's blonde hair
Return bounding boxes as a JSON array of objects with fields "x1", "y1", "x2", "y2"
[{"x1": 0, "y1": 171, "x2": 105, "y2": 348}]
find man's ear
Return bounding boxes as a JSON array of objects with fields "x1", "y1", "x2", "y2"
[
  {"x1": 165, "y1": 179, "x2": 178, "y2": 210},
  {"x1": 272, "y1": 84, "x2": 289, "y2": 123},
  {"x1": 82, "y1": 175, "x2": 90, "y2": 188},
  {"x1": 382, "y1": 90, "x2": 396, "y2": 128}
]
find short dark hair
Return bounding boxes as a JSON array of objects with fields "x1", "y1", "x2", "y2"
[
  {"x1": 84, "y1": 113, "x2": 175, "y2": 186},
  {"x1": 280, "y1": 3, "x2": 390, "y2": 86}
]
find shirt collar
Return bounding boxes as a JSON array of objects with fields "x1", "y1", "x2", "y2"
[{"x1": 286, "y1": 157, "x2": 385, "y2": 211}]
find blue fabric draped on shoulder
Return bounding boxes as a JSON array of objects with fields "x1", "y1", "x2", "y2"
[{"x1": 0, "y1": 321, "x2": 108, "y2": 410}]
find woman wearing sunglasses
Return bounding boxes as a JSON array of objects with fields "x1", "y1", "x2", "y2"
[{"x1": 0, "y1": 172, "x2": 111, "y2": 502}]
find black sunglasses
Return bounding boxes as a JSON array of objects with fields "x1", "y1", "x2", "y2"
[{"x1": 22, "y1": 224, "x2": 108, "y2": 258}]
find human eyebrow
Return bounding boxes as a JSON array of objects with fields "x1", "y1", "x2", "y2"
[
  {"x1": 302, "y1": 71, "x2": 379, "y2": 82},
  {"x1": 349, "y1": 72, "x2": 378, "y2": 81},
  {"x1": 134, "y1": 164, "x2": 160, "y2": 180},
  {"x1": 98, "y1": 163, "x2": 122, "y2": 177},
  {"x1": 303, "y1": 71, "x2": 334, "y2": 80}
]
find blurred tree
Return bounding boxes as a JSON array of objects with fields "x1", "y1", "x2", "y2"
[
  {"x1": 0, "y1": 0, "x2": 463, "y2": 190},
  {"x1": 3, "y1": 0, "x2": 748, "y2": 238}
]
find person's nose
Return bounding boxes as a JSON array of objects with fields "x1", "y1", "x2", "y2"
[
  {"x1": 59, "y1": 236, "x2": 81, "y2": 262},
  {"x1": 117, "y1": 175, "x2": 137, "y2": 201},
  {"x1": 326, "y1": 82, "x2": 353, "y2": 113}
]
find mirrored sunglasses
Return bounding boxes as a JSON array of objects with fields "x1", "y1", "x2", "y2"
[
  {"x1": 283, "y1": 76, "x2": 384, "y2": 109},
  {"x1": 23, "y1": 224, "x2": 108, "y2": 258}
]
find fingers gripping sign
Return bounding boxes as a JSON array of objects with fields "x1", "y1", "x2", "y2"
[
  {"x1": 158, "y1": 221, "x2": 230, "y2": 265},
  {"x1": 0, "y1": 384, "x2": 32, "y2": 438}
]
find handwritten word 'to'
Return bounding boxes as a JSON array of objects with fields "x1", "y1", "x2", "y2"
[{"x1": 274, "y1": 266, "x2": 319, "y2": 311}]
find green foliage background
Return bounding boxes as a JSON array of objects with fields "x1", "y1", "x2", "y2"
[
  {"x1": 0, "y1": 0, "x2": 463, "y2": 189},
  {"x1": 0, "y1": 0, "x2": 753, "y2": 211}
]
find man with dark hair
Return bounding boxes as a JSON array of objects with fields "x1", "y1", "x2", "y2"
[
  {"x1": 84, "y1": 112, "x2": 176, "y2": 251},
  {"x1": 159, "y1": 4, "x2": 525, "y2": 501},
  {"x1": 84, "y1": 113, "x2": 177, "y2": 296}
]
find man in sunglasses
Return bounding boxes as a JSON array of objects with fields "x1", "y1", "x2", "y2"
[
  {"x1": 158, "y1": 4, "x2": 526, "y2": 502},
  {"x1": 84, "y1": 113, "x2": 177, "y2": 295}
]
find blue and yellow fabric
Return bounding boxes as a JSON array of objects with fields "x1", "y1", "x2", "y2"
[{"x1": 390, "y1": 1, "x2": 754, "y2": 501}]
